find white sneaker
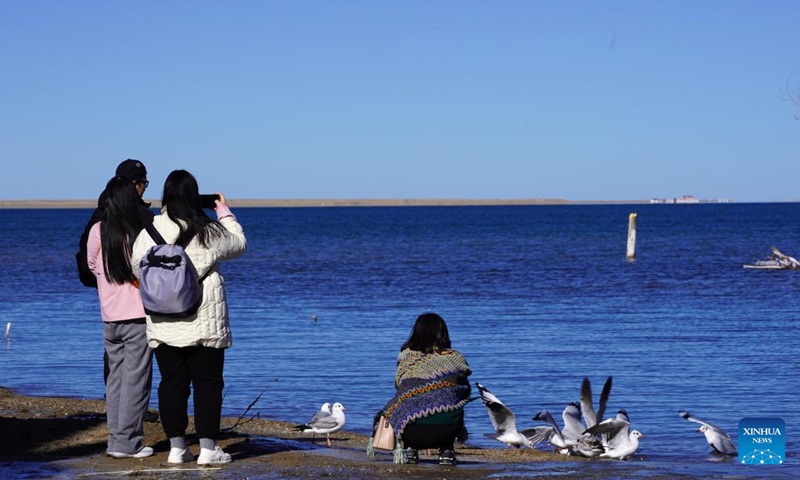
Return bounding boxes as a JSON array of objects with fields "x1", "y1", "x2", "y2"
[
  {"x1": 108, "y1": 446, "x2": 154, "y2": 459},
  {"x1": 168, "y1": 447, "x2": 195, "y2": 464},
  {"x1": 197, "y1": 446, "x2": 232, "y2": 465}
]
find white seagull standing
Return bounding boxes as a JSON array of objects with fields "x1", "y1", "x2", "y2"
[
  {"x1": 294, "y1": 402, "x2": 331, "y2": 443},
  {"x1": 584, "y1": 411, "x2": 645, "y2": 459},
  {"x1": 294, "y1": 402, "x2": 346, "y2": 447},
  {"x1": 476, "y1": 382, "x2": 534, "y2": 448},
  {"x1": 678, "y1": 410, "x2": 737, "y2": 455}
]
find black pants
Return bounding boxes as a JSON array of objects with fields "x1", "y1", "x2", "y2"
[
  {"x1": 154, "y1": 344, "x2": 225, "y2": 440},
  {"x1": 401, "y1": 422, "x2": 463, "y2": 451}
]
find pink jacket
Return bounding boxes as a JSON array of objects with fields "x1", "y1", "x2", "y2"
[{"x1": 86, "y1": 222, "x2": 147, "y2": 322}]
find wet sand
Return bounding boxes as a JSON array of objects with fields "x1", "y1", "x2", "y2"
[{"x1": 0, "y1": 387, "x2": 662, "y2": 479}]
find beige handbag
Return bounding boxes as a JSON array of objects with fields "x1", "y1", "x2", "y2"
[{"x1": 372, "y1": 415, "x2": 396, "y2": 451}]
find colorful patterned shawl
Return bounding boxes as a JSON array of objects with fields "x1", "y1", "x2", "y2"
[{"x1": 382, "y1": 348, "x2": 472, "y2": 440}]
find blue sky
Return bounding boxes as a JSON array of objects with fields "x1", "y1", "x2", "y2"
[{"x1": 2, "y1": 1, "x2": 798, "y2": 202}]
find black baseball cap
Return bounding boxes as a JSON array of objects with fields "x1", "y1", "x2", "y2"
[{"x1": 115, "y1": 159, "x2": 148, "y2": 182}]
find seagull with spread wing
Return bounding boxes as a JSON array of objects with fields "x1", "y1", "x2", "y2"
[
  {"x1": 581, "y1": 376, "x2": 612, "y2": 430},
  {"x1": 571, "y1": 376, "x2": 614, "y2": 457},
  {"x1": 528, "y1": 404, "x2": 582, "y2": 453},
  {"x1": 679, "y1": 410, "x2": 737, "y2": 455},
  {"x1": 476, "y1": 382, "x2": 535, "y2": 448}
]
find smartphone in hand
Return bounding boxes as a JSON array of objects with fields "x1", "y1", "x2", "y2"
[{"x1": 200, "y1": 194, "x2": 220, "y2": 209}]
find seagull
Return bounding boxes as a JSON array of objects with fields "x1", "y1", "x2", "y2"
[
  {"x1": 529, "y1": 405, "x2": 582, "y2": 453},
  {"x1": 529, "y1": 403, "x2": 605, "y2": 457},
  {"x1": 678, "y1": 410, "x2": 737, "y2": 455},
  {"x1": 559, "y1": 402, "x2": 585, "y2": 441},
  {"x1": 584, "y1": 411, "x2": 645, "y2": 459},
  {"x1": 530, "y1": 377, "x2": 613, "y2": 457},
  {"x1": 296, "y1": 402, "x2": 332, "y2": 442},
  {"x1": 572, "y1": 376, "x2": 613, "y2": 458},
  {"x1": 294, "y1": 402, "x2": 346, "y2": 447},
  {"x1": 476, "y1": 382, "x2": 534, "y2": 448}
]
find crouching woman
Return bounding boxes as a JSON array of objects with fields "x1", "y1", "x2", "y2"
[{"x1": 377, "y1": 312, "x2": 472, "y2": 466}]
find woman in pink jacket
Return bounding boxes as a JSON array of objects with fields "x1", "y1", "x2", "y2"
[{"x1": 87, "y1": 176, "x2": 154, "y2": 459}]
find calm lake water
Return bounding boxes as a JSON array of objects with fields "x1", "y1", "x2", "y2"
[{"x1": 1, "y1": 203, "x2": 797, "y2": 477}]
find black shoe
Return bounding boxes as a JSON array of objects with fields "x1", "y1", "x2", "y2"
[
  {"x1": 438, "y1": 449, "x2": 456, "y2": 466},
  {"x1": 404, "y1": 448, "x2": 418, "y2": 464}
]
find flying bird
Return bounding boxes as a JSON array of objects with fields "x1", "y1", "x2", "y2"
[
  {"x1": 678, "y1": 410, "x2": 737, "y2": 455},
  {"x1": 584, "y1": 411, "x2": 645, "y2": 459},
  {"x1": 476, "y1": 382, "x2": 535, "y2": 448},
  {"x1": 294, "y1": 402, "x2": 346, "y2": 447}
]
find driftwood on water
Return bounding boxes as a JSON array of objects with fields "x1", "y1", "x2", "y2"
[{"x1": 743, "y1": 247, "x2": 800, "y2": 269}]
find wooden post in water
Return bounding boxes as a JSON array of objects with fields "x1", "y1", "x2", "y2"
[{"x1": 626, "y1": 213, "x2": 637, "y2": 260}]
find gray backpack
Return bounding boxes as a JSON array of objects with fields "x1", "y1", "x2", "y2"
[{"x1": 139, "y1": 223, "x2": 207, "y2": 318}]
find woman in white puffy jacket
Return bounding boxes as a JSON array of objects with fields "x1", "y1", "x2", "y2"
[{"x1": 131, "y1": 169, "x2": 246, "y2": 466}]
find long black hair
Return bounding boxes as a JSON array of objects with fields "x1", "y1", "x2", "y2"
[
  {"x1": 100, "y1": 176, "x2": 146, "y2": 284},
  {"x1": 400, "y1": 312, "x2": 452, "y2": 354},
  {"x1": 161, "y1": 169, "x2": 224, "y2": 247}
]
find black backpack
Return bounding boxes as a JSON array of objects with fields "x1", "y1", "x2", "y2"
[{"x1": 76, "y1": 196, "x2": 155, "y2": 288}]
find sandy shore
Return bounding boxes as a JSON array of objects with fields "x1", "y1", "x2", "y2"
[
  {"x1": 0, "y1": 198, "x2": 648, "y2": 209},
  {"x1": 0, "y1": 387, "x2": 660, "y2": 479}
]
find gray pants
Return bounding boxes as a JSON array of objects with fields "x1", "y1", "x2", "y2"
[{"x1": 104, "y1": 319, "x2": 153, "y2": 454}]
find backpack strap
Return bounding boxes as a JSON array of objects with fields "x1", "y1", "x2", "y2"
[
  {"x1": 198, "y1": 266, "x2": 213, "y2": 283},
  {"x1": 144, "y1": 221, "x2": 213, "y2": 283},
  {"x1": 144, "y1": 221, "x2": 167, "y2": 246}
]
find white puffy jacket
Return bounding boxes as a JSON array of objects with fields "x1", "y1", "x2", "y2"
[{"x1": 131, "y1": 209, "x2": 247, "y2": 349}]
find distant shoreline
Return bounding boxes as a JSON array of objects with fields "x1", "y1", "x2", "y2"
[{"x1": 0, "y1": 198, "x2": 708, "y2": 209}]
